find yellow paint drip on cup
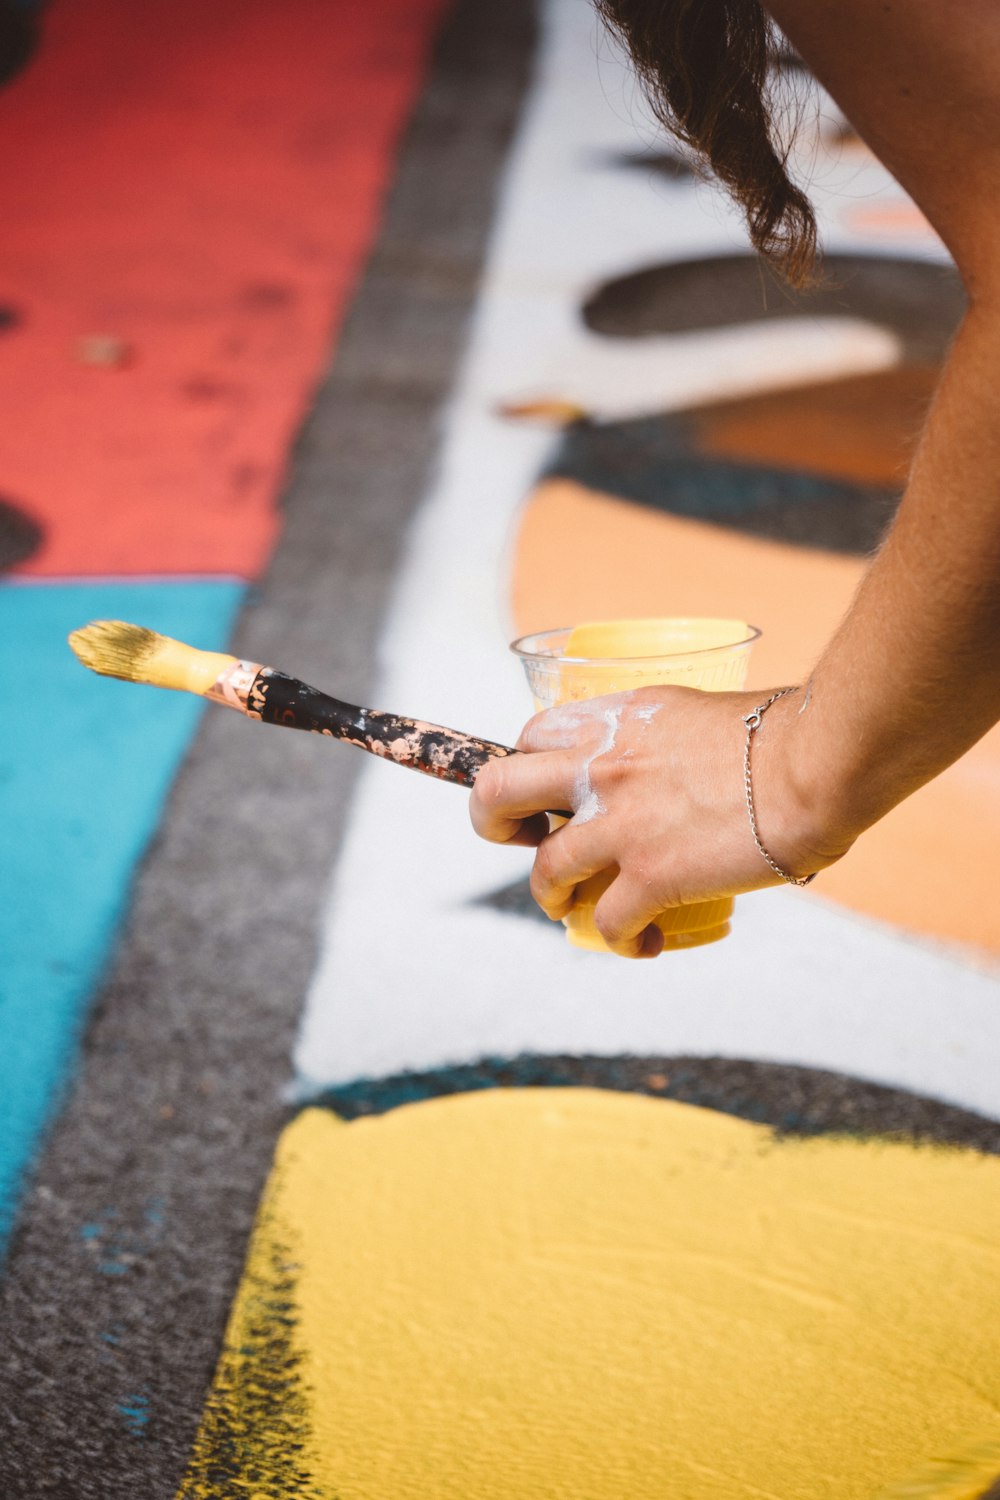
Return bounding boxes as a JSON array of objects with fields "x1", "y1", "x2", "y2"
[{"x1": 511, "y1": 618, "x2": 760, "y2": 953}]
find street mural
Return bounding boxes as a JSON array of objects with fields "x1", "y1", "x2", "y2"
[{"x1": 1, "y1": 0, "x2": 998, "y2": 1496}]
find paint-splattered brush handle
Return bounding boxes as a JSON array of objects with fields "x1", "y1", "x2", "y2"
[{"x1": 249, "y1": 669, "x2": 516, "y2": 788}]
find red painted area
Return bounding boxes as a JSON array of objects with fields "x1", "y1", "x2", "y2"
[{"x1": 0, "y1": 0, "x2": 444, "y2": 577}]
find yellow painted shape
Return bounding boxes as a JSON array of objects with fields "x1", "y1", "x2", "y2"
[
  {"x1": 180, "y1": 1091, "x2": 1000, "y2": 1500},
  {"x1": 512, "y1": 478, "x2": 1000, "y2": 955}
]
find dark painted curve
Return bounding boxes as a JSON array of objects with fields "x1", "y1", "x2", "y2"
[
  {"x1": 0, "y1": 2, "x2": 41, "y2": 90},
  {"x1": 546, "y1": 416, "x2": 898, "y2": 554},
  {"x1": 0, "y1": 495, "x2": 43, "y2": 571},
  {"x1": 606, "y1": 148, "x2": 696, "y2": 181},
  {"x1": 474, "y1": 873, "x2": 553, "y2": 924},
  {"x1": 318, "y1": 1053, "x2": 1000, "y2": 1155},
  {"x1": 0, "y1": 2, "x2": 537, "y2": 1496},
  {"x1": 583, "y1": 252, "x2": 965, "y2": 364},
  {"x1": 561, "y1": 258, "x2": 958, "y2": 556}
]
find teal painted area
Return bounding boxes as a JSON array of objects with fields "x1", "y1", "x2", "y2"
[{"x1": 0, "y1": 579, "x2": 245, "y2": 1252}]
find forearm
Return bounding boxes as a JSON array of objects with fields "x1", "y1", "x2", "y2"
[{"x1": 781, "y1": 298, "x2": 1000, "y2": 855}]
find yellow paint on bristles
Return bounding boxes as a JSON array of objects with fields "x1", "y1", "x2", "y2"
[{"x1": 68, "y1": 620, "x2": 237, "y2": 696}]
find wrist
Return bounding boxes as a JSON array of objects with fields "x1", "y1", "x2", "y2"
[{"x1": 748, "y1": 687, "x2": 858, "y2": 880}]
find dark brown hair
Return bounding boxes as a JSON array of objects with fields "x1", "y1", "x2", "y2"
[{"x1": 595, "y1": 0, "x2": 817, "y2": 286}]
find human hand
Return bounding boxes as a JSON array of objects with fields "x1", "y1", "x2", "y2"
[{"x1": 469, "y1": 685, "x2": 846, "y2": 958}]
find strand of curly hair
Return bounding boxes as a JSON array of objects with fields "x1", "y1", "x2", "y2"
[{"x1": 596, "y1": 0, "x2": 818, "y2": 286}]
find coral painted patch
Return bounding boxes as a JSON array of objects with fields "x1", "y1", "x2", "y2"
[{"x1": 0, "y1": 0, "x2": 444, "y2": 579}]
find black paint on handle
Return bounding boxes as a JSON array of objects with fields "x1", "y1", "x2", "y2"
[{"x1": 252, "y1": 670, "x2": 516, "y2": 788}]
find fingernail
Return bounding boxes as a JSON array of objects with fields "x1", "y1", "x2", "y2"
[{"x1": 640, "y1": 925, "x2": 664, "y2": 958}]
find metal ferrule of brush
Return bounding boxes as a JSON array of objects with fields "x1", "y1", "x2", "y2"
[{"x1": 206, "y1": 660, "x2": 268, "y2": 716}]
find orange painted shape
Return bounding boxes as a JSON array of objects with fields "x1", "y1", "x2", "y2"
[
  {"x1": 693, "y1": 367, "x2": 938, "y2": 490},
  {"x1": 512, "y1": 479, "x2": 863, "y2": 686},
  {"x1": 511, "y1": 479, "x2": 1000, "y2": 956},
  {"x1": 844, "y1": 201, "x2": 936, "y2": 236},
  {"x1": 0, "y1": 0, "x2": 445, "y2": 578}
]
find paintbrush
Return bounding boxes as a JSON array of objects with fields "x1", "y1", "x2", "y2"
[{"x1": 68, "y1": 620, "x2": 526, "y2": 792}]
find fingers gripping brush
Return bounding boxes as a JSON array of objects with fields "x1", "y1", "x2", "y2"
[{"x1": 68, "y1": 621, "x2": 561, "y2": 804}]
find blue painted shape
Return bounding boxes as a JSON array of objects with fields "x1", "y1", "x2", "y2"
[{"x1": 0, "y1": 578, "x2": 245, "y2": 1253}]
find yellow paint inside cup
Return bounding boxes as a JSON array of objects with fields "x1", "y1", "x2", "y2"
[{"x1": 514, "y1": 618, "x2": 759, "y2": 953}]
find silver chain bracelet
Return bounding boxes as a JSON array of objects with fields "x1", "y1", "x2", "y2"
[{"x1": 742, "y1": 688, "x2": 816, "y2": 887}]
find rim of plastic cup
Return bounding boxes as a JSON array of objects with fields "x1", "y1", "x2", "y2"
[{"x1": 509, "y1": 620, "x2": 762, "y2": 666}]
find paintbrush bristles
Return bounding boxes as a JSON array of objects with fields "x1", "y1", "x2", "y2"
[
  {"x1": 69, "y1": 620, "x2": 161, "y2": 682},
  {"x1": 69, "y1": 620, "x2": 240, "y2": 696}
]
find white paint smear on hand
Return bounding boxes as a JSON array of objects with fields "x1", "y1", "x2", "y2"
[
  {"x1": 574, "y1": 705, "x2": 622, "y2": 824},
  {"x1": 533, "y1": 702, "x2": 594, "y2": 749}
]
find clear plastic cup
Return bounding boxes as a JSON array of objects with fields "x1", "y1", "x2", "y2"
[{"x1": 510, "y1": 618, "x2": 760, "y2": 953}]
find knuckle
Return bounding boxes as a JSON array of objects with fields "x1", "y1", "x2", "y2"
[
  {"x1": 531, "y1": 844, "x2": 569, "y2": 909},
  {"x1": 591, "y1": 752, "x2": 625, "y2": 794},
  {"x1": 530, "y1": 864, "x2": 563, "y2": 919},
  {"x1": 602, "y1": 927, "x2": 640, "y2": 959},
  {"x1": 516, "y1": 712, "x2": 545, "y2": 752},
  {"x1": 532, "y1": 839, "x2": 555, "y2": 884},
  {"x1": 475, "y1": 756, "x2": 509, "y2": 809},
  {"x1": 527, "y1": 864, "x2": 551, "y2": 906},
  {"x1": 594, "y1": 906, "x2": 623, "y2": 945}
]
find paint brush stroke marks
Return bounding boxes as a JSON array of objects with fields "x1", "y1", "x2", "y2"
[
  {"x1": 176, "y1": 1201, "x2": 325, "y2": 1500},
  {"x1": 178, "y1": 1089, "x2": 1000, "y2": 1500},
  {"x1": 0, "y1": 580, "x2": 243, "y2": 1246}
]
